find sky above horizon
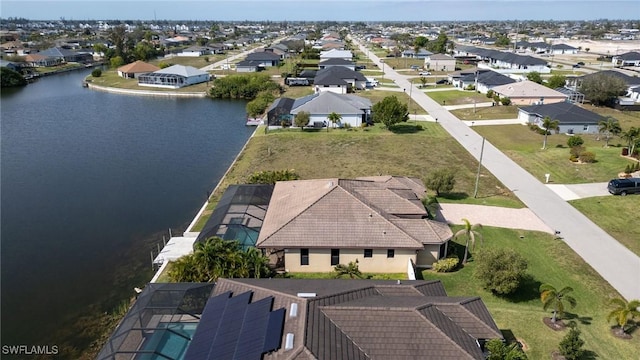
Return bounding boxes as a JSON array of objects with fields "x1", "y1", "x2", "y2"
[{"x1": 1, "y1": 0, "x2": 637, "y2": 22}]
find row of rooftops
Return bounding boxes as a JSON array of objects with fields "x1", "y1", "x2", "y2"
[
  {"x1": 98, "y1": 278, "x2": 503, "y2": 360},
  {"x1": 455, "y1": 45, "x2": 548, "y2": 66}
]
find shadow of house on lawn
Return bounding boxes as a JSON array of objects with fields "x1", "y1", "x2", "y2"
[{"x1": 439, "y1": 192, "x2": 469, "y2": 201}]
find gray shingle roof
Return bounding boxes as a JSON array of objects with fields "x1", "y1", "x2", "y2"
[
  {"x1": 519, "y1": 102, "x2": 604, "y2": 125},
  {"x1": 290, "y1": 91, "x2": 369, "y2": 115},
  {"x1": 314, "y1": 66, "x2": 367, "y2": 85}
]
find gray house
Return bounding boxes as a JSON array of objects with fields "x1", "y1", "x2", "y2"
[{"x1": 518, "y1": 102, "x2": 604, "y2": 134}]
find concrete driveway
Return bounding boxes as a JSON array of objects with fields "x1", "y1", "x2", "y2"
[
  {"x1": 546, "y1": 182, "x2": 611, "y2": 201},
  {"x1": 352, "y1": 36, "x2": 640, "y2": 300}
]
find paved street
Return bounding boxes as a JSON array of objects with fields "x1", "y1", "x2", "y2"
[{"x1": 353, "y1": 38, "x2": 640, "y2": 300}]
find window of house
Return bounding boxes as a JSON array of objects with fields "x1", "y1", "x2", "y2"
[
  {"x1": 387, "y1": 249, "x2": 395, "y2": 258},
  {"x1": 364, "y1": 249, "x2": 373, "y2": 258},
  {"x1": 300, "y1": 248, "x2": 309, "y2": 266},
  {"x1": 583, "y1": 125, "x2": 588, "y2": 131},
  {"x1": 331, "y1": 249, "x2": 340, "y2": 266}
]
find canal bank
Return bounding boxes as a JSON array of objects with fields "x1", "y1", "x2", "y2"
[
  {"x1": 86, "y1": 82, "x2": 208, "y2": 98},
  {"x1": 149, "y1": 123, "x2": 260, "y2": 283}
]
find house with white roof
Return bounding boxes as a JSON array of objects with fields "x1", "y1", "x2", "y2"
[
  {"x1": 319, "y1": 49, "x2": 353, "y2": 61},
  {"x1": 424, "y1": 53, "x2": 456, "y2": 72},
  {"x1": 138, "y1": 65, "x2": 211, "y2": 89}
]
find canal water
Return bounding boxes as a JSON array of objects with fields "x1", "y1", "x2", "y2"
[{"x1": 0, "y1": 70, "x2": 253, "y2": 353}]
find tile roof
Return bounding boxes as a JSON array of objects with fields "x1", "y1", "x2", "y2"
[
  {"x1": 117, "y1": 60, "x2": 160, "y2": 73},
  {"x1": 492, "y1": 80, "x2": 568, "y2": 99},
  {"x1": 216, "y1": 279, "x2": 501, "y2": 360},
  {"x1": 256, "y1": 177, "x2": 452, "y2": 249}
]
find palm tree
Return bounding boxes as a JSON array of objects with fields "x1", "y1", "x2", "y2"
[
  {"x1": 598, "y1": 117, "x2": 622, "y2": 147},
  {"x1": 621, "y1": 127, "x2": 639, "y2": 156},
  {"x1": 454, "y1": 218, "x2": 483, "y2": 264},
  {"x1": 541, "y1": 116, "x2": 560, "y2": 149},
  {"x1": 327, "y1": 112, "x2": 342, "y2": 131},
  {"x1": 244, "y1": 247, "x2": 271, "y2": 278},
  {"x1": 539, "y1": 284, "x2": 577, "y2": 323},
  {"x1": 334, "y1": 260, "x2": 363, "y2": 279},
  {"x1": 607, "y1": 298, "x2": 640, "y2": 336}
]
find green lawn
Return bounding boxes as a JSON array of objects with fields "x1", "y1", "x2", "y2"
[
  {"x1": 473, "y1": 125, "x2": 638, "y2": 183},
  {"x1": 570, "y1": 196, "x2": 640, "y2": 256},
  {"x1": 149, "y1": 55, "x2": 225, "y2": 69},
  {"x1": 34, "y1": 63, "x2": 85, "y2": 74},
  {"x1": 426, "y1": 89, "x2": 488, "y2": 106},
  {"x1": 422, "y1": 227, "x2": 639, "y2": 360},
  {"x1": 87, "y1": 70, "x2": 211, "y2": 93},
  {"x1": 585, "y1": 105, "x2": 640, "y2": 131},
  {"x1": 359, "y1": 90, "x2": 428, "y2": 115},
  {"x1": 450, "y1": 105, "x2": 519, "y2": 120},
  {"x1": 191, "y1": 122, "x2": 521, "y2": 231}
]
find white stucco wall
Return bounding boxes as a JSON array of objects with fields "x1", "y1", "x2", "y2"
[{"x1": 284, "y1": 248, "x2": 417, "y2": 273}]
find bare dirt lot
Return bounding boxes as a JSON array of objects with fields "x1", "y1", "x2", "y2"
[{"x1": 561, "y1": 39, "x2": 640, "y2": 55}]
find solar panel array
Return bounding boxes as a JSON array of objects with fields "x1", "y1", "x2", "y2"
[{"x1": 184, "y1": 290, "x2": 285, "y2": 360}]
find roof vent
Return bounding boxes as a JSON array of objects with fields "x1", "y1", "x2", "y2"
[
  {"x1": 290, "y1": 303, "x2": 298, "y2": 317},
  {"x1": 285, "y1": 333, "x2": 294, "y2": 350},
  {"x1": 397, "y1": 280, "x2": 401, "y2": 285},
  {"x1": 297, "y1": 292, "x2": 317, "y2": 298},
  {"x1": 328, "y1": 181, "x2": 334, "y2": 187}
]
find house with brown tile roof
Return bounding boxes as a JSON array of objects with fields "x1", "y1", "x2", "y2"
[
  {"x1": 256, "y1": 176, "x2": 453, "y2": 273},
  {"x1": 213, "y1": 278, "x2": 503, "y2": 360},
  {"x1": 117, "y1": 60, "x2": 161, "y2": 79}
]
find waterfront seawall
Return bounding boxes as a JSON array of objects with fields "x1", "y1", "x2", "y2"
[{"x1": 86, "y1": 82, "x2": 208, "y2": 98}]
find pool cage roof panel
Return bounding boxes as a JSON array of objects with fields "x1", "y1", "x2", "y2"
[
  {"x1": 196, "y1": 185, "x2": 274, "y2": 249},
  {"x1": 96, "y1": 283, "x2": 215, "y2": 360}
]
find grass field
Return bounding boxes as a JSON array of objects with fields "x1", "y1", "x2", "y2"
[
  {"x1": 191, "y1": 122, "x2": 521, "y2": 230},
  {"x1": 426, "y1": 89, "x2": 488, "y2": 105},
  {"x1": 87, "y1": 70, "x2": 211, "y2": 93},
  {"x1": 450, "y1": 105, "x2": 519, "y2": 120},
  {"x1": 570, "y1": 196, "x2": 640, "y2": 256},
  {"x1": 423, "y1": 226, "x2": 639, "y2": 360},
  {"x1": 473, "y1": 125, "x2": 638, "y2": 183}
]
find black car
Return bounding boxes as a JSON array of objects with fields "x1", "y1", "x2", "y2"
[
  {"x1": 436, "y1": 79, "x2": 449, "y2": 84},
  {"x1": 607, "y1": 178, "x2": 640, "y2": 196},
  {"x1": 577, "y1": 61, "x2": 585, "y2": 65},
  {"x1": 572, "y1": 64, "x2": 581, "y2": 68}
]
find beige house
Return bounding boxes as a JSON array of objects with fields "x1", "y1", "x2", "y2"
[
  {"x1": 424, "y1": 53, "x2": 456, "y2": 72},
  {"x1": 491, "y1": 80, "x2": 568, "y2": 105},
  {"x1": 256, "y1": 176, "x2": 453, "y2": 273}
]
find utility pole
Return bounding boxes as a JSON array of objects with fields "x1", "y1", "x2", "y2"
[{"x1": 473, "y1": 137, "x2": 485, "y2": 199}]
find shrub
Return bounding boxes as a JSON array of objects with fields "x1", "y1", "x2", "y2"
[
  {"x1": 415, "y1": 124, "x2": 423, "y2": 130},
  {"x1": 579, "y1": 151, "x2": 596, "y2": 163},
  {"x1": 343, "y1": 123, "x2": 352, "y2": 130},
  {"x1": 486, "y1": 339, "x2": 528, "y2": 360},
  {"x1": 433, "y1": 256, "x2": 459, "y2": 272},
  {"x1": 247, "y1": 169, "x2": 299, "y2": 184},
  {"x1": 203, "y1": 56, "x2": 209, "y2": 63},
  {"x1": 567, "y1": 136, "x2": 584, "y2": 147},
  {"x1": 569, "y1": 154, "x2": 579, "y2": 162},
  {"x1": 624, "y1": 164, "x2": 633, "y2": 174},
  {"x1": 486, "y1": 89, "x2": 494, "y2": 99},
  {"x1": 570, "y1": 145, "x2": 585, "y2": 157},
  {"x1": 559, "y1": 327, "x2": 584, "y2": 360},
  {"x1": 500, "y1": 97, "x2": 511, "y2": 106},
  {"x1": 425, "y1": 168, "x2": 456, "y2": 196},
  {"x1": 91, "y1": 68, "x2": 102, "y2": 77},
  {"x1": 474, "y1": 248, "x2": 528, "y2": 295},
  {"x1": 158, "y1": 61, "x2": 172, "y2": 69},
  {"x1": 465, "y1": 84, "x2": 475, "y2": 91}
]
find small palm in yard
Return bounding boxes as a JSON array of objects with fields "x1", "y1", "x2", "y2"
[
  {"x1": 327, "y1": 112, "x2": 342, "y2": 131},
  {"x1": 334, "y1": 260, "x2": 363, "y2": 279},
  {"x1": 598, "y1": 116, "x2": 622, "y2": 147},
  {"x1": 540, "y1": 283, "x2": 577, "y2": 325},
  {"x1": 454, "y1": 218, "x2": 483, "y2": 264},
  {"x1": 541, "y1": 116, "x2": 560, "y2": 150},
  {"x1": 607, "y1": 298, "x2": 640, "y2": 337}
]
